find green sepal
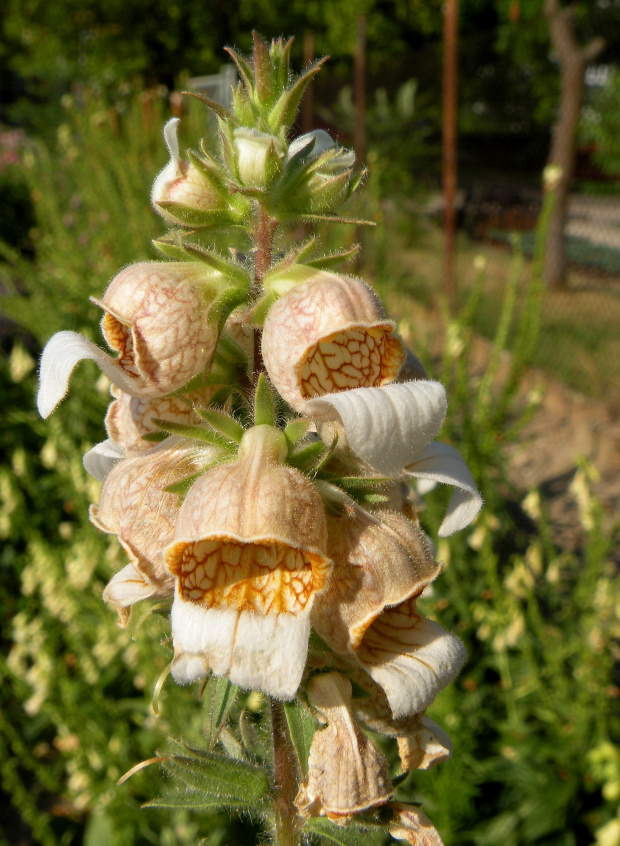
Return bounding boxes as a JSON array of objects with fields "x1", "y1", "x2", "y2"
[
  {"x1": 311, "y1": 431, "x2": 339, "y2": 474},
  {"x1": 335, "y1": 475, "x2": 391, "y2": 491},
  {"x1": 268, "y1": 57, "x2": 329, "y2": 132},
  {"x1": 283, "y1": 699, "x2": 317, "y2": 777},
  {"x1": 196, "y1": 408, "x2": 245, "y2": 444},
  {"x1": 306, "y1": 169, "x2": 352, "y2": 214},
  {"x1": 140, "y1": 431, "x2": 168, "y2": 443},
  {"x1": 268, "y1": 237, "x2": 317, "y2": 276},
  {"x1": 218, "y1": 119, "x2": 239, "y2": 179},
  {"x1": 151, "y1": 419, "x2": 238, "y2": 452},
  {"x1": 181, "y1": 243, "x2": 251, "y2": 287},
  {"x1": 143, "y1": 792, "x2": 233, "y2": 811},
  {"x1": 152, "y1": 749, "x2": 272, "y2": 809},
  {"x1": 163, "y1": 472, "x2": 203, "y2": 495},
  {"x1": 152, "y1": 237, "x2": 191, "y2": 261},
  {"x1": 303, "y1": 818, "x2": 386, "y2": 846},
  {"x1": 204, "y1": 677, "x2": 240, "y2": 747},
  {"x1": 349, "y1": 168, "x2": 368, "y2": 194},
  {"x1": 224, "y1": 48, "x2": 254, "y2": 99},
  {"x1": 154, "y1": 202, "x2": 238, "y2": 228},
  {"x1": 231, "y1": 82, "x2": 257, "y2": 127},
  {"x1": 207, "y1": 286, "x2": 251, "y2": 332},
  {"x1": 306, "y1": 244, "x2": 360, "y2": 270},
  {"x1": 180, "y1": 89, "x2": 236, "y2": 124},
  {"x1": 264, "y1": 138, "x2": 284, "y2": 184},
  {"x1": 284, "y1": 418, "x2": 310, "y2": 446},
  {"x1": 274, "y1": 37, "x2": 294, "y2": 90},
  {"x1": 219, "y1": 727, "x2": 245, "y2": 760},
  {"x1": 252, "y1": 31, "x2": 277, "y2": 107},
  {"x1": 254, "y1": 373, "x2": 276, "y2": 427},
  {"x1": 246, "y1": 290, "x2": 278, "y2": 326},
  {"x1": 187, "y1": 150, "x2": 229, "y2": 196},
  {"x1": 287, "y1": 439, "x2": 326, "y2": 471}
]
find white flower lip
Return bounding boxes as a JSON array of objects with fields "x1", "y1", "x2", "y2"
[
  {"x1": 170, "y1": 599, "x2": 311, "y2": 698},
  {"x1": 37, "y1": 330, "x2": 143, "y2": 419},
  {"x1": 306, "y1": 380, "x2": 483, "y2": 536},
  {"x1": 83, "y1": 439, "x2": 125, "y2": 481}
]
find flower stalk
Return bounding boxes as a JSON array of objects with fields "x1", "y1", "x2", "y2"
[{"x1": 36, "y1": 32, "x2": 483, "y2": 846}]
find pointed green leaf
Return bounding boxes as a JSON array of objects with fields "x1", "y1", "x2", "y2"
[
  {"x1": 143, "y1": 791, "x2": 229, "y2": 811},
  {"x1": 151, "y1": 419, "x2": 237, "y2": 451},
  {"x1": 224, "y1": 47, "x2": 254, "y2": 97},
  {"x1": 196, "y1": 409, "x2": 244, "y2": 444},
  {"x1": 187, "y1": 150, "x2": 228, "y2": 195},
  {"x1": 279, "y1": 212, "x2": 376, "y2": 226},
  {"x1": 163, "y1": 472, "x2": 204, "y2": 495},
  {"x1": 182, "y1": 243, "x2": 250, "y2": 287},
  {"x1": 219, "y1": 727, "x2": 245, "y2": 760},
  {"x1": 268, "y1": 57, "x2": 329, "y2": 131},
  {"x1": 204, "y1": 676, "x2": 240, "y2": 746},
  {"x1": 155, "y1": 202, "x2": 238, "y2": 228},
  {"x1": 254, "y1": 374, "x2": 276, "y2": 427},
  {"x1": 269, "y1": 237, "x2": 317, "y2": 275},
  {"x1": 306, "y1": 244, "x2": 361, "y2": 270},
  {"x1": 163, "y1": 753, "x2": 271, "y2": 804},
  {"x1": 152, "y1": 237, "x2": 190, "y2": 261},
  {"x1": 253, "y1": 31, "x2": 275, "y2": 106},
  {"x1": 284, "y1": 418, "x2": 310, "y2": 447},
  {"x1": 180, "y1": 90, "x2": 235, "y2": 124},
  {"x1": 246, "y1": 290, "x2": 278, "y2": 326},
  {"x1": 303, "y1": 818, "x2": 385, "y2": 846},
  {"x1": 276, "y1": 37, "x2": 294, "y2": 89},
  {"x1": 283, "y1": 699, "x2": 317, "y2": 777}
]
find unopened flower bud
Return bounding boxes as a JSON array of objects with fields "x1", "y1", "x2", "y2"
[
  {"x1": 152, "y1": 118, "x2": 231, "y2": 225},
  {"x1": 262, "y1": 272, "x2": 405, "y2": 413},
  {"x1": 233, "y1": 128, "x2": 284, "y2": 187},
  {"x1": 166, "y1": 424, "x2": 331, "y2": 698}
]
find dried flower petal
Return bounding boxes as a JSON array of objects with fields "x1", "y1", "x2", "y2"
[
  {"x1": 296, "y1": 673, "x2": 392, "y2": 823},
  {"x1": 389, "y1": 803, "x2": 445, "y2": 845}
]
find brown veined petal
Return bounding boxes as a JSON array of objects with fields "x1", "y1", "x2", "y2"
[
  {"x1": 94, "y1": 262, "x2": 224, "y2": 397},
  {"x1": 262, "y1": 273, "x2": 405, "y2": 413},
  {"x1": 91, "y1": 437, "x2": 218, "y2": 620},
  {"x1": 355, "y1": 597, "x2": 467, "y2": 719},
  {"x1": 105, "y1": 386, "x2": 216, "y2": 454},
  {"x1": 312, "y1": 505, "x2": 441, "y2": 655},
  {"x1": 295, "y1": 673, "x2": 393, "y2": 824},
  {"x1": 102, "y1": 563, "x2": 173, "y2": 627},
  {"x1": 166, "y1": 425, "x2": 331, "y2": 697}
]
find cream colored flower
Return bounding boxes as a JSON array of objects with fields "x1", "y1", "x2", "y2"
[
  {"x1": 312, "y1": 504, "x2": 466, "y2": 719},
  {"x1": 295, "y1": 672, "x2": 392, "y2": 824},
  {"x1": 91, "y1": 437, "x2": 217, "y2": 625},
  {"x1": 233, "y1": 128, "x2": 284, "y2": 187},
  {"x1": 389, "y1": 802, "x2": 445, "y2": 845},
  {"x1": 166, "y1": 425, "x2": 331, "y2": 698},
  {"x1": 37, "y1": 262, "x2": 230, "y2": 417},
  {"x1": 262, "y1": 272, "x2": 405, "y2": 413}
]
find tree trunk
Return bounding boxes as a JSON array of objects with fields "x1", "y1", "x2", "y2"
[{"x1": 543, "y1": 0, "x2": 604, "y2": 290}]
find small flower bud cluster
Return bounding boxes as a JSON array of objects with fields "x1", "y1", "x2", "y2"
[{"x1": 37, "y1": 34, "x2": 482, "y2": 844}]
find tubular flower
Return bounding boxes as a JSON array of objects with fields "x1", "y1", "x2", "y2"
[
  {"x1": 261, "y1": 272, "x2": 406, "y2": 413},
  {"x1": 312, "y1": 505, "x2": 466, "y2": 719},
  {"x1": 104, "y1": 386, "x2": 217, "y2": 456},
  {"x1": 38, "y1": 262, "x2": 228, "y2": 417},
  {"x1": 295, "y1": 673, "x2": 392, "y2": 824},
  {"x1": 91, "y1": 437, "x2": 219, "y2": 625},
  {"x1": 307, "y1": 379, "x2": 483, "y2": 536},
  {"x1": 232, "y1": 128, "x2": 284, "y2": 188},
  {"x1": 166, "y1": 425, "x2": 331, "y2": 698},
  {"x1": 151, "y1": 118, "x2": 244, "y2": 225}
]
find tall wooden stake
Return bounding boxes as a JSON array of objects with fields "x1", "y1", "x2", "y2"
[{"x1": 442, "y1": 0, "x2": 459, "y2": 311}]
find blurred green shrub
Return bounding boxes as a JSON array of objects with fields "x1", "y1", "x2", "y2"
[{"x1": 580, "y1": 70, "x2": 620, "y2": 180}]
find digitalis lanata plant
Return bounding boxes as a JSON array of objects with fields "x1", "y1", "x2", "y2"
[{"x1": 38, "y1": 34, "x2": 482, "y2": 846}]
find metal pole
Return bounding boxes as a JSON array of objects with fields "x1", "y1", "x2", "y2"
[{"x1": 442, "y1": 0, "x2": 459, "y2": 311}]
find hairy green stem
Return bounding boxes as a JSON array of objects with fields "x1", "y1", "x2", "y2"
[
  {"x1": 270, "y1": 698, "x2": 302, "y2": 846},
  {"x1": 252, "y1": 204, "x2": 277, "y2": 382}
]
